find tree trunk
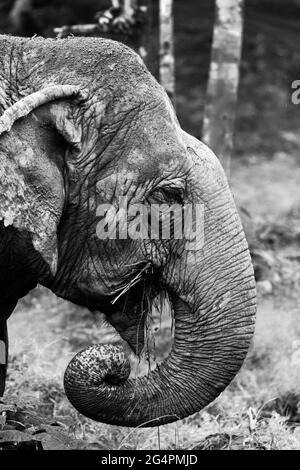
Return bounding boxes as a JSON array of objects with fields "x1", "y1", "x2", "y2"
[
  {"x1": 202, "y1": 0, "x2": 244, "y2": 178},
  {"x1": 159, "y1": 0, "x2": 175, "y2": 106}
]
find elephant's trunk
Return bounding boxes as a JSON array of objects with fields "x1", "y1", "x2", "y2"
[{"x1": 64, "y1": 236, "x2": 256, "y2": 427}]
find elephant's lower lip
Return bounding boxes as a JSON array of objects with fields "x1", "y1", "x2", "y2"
[{"x1": 88, "y1": 296, "x2": 121, "y2": 314}]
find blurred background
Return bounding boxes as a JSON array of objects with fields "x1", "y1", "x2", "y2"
[{"x1": 1, "y1": 0, "x2": 300, "y2": 450}]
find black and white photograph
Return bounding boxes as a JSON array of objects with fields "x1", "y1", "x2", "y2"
[{"x1": 0, "y1": 0, "x2": 299, "y2": 453}]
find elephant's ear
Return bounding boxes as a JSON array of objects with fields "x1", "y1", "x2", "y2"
[{"x1": 0, "y1": 85, "x2": 87, "y2": 275}]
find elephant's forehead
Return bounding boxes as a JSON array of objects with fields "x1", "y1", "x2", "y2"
[
  {"x1": 126, "y1": 118, "x2": 186, "y2": 180},
  {"x1": 126, "y1": 148, "x2": 176, "y2": 181}
]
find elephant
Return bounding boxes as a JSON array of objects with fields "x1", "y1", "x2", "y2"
[{"x1": 0, "y1": 35, "x2": 256, "y2": 427}]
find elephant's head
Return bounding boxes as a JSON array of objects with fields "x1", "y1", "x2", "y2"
[{"x1": 0, "y1": 36, "x2": 256, "y2": 426}]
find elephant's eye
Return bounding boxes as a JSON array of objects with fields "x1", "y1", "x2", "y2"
[{"x1": 147, "y1": 185, "x2": 184, "y2": 206}]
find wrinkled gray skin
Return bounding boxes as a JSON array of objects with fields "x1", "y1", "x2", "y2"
[{"x1": 0, "y1": 35, "x2": 256, "y2": 427}]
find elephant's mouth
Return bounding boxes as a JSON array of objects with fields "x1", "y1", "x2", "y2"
[{"x1": 103, "y1": 263, "x2": 164, "y2": 357}]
